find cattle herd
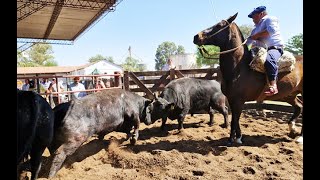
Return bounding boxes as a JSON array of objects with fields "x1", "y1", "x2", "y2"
[{"x1": 16, "y1": 77, "x2": 295, "y2": 180}]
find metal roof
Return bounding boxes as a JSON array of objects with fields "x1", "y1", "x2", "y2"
[
  {"x1": 17, "y1": 66, "x2": 85, "y2": 75},
  {"x1": 17, "y1": 0, "x2": 123, "y2": 44}
]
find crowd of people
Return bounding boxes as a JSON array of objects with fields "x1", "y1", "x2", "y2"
[{"x1": 17, "y1": 76, "x2": 110, "y2": 108}]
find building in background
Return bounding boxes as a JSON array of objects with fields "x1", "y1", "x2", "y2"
[{"x1": 169, "y1": 53, "x2": 197, "y2": 70}]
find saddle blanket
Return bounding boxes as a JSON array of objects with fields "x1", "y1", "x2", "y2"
[{"x1": 249, "y1": 47, "x2": 296, "y2": 73}]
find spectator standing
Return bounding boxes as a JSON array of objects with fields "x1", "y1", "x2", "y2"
[
  {"x1": 162, "y1": 58, "x2": 176, "y2": 71},
  {"x1": 94, "y1": 77, "x2": 106, "y2": 92},
  {"x1": 21, "y1": 79, "x2": 30, "y2": 91},
  {"x1": 47, "y1": 78, "x2": 65, "y2": 106},
  {"x1": 69, "y1": 77, "x2": 87, "y2": 100}
]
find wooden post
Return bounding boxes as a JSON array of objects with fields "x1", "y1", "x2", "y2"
[
  {"x1": 114, "y1": 71, "x2": 120, "y2": 87},
  {"x1": 123, "y1": 71, "x2": 129, "y2": 90},
  {"x1": 170, "y1": 69, "x2": 175, "y2": 81}
]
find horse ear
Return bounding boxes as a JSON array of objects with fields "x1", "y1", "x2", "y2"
[{"x1": 227, "y1": 12, "x2": 238, "y2": 23}]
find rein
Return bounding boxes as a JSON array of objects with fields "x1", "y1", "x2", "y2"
[{"x1": 198, "y1": 20, "x2": 248, "y2": 59}]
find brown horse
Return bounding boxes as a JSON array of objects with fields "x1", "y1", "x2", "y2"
[{"x1": 193, "y1": 13, "x2": 303, "y2": 145}]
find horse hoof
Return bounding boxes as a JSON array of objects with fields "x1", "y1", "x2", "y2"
[
  {"x1": 235, "y1": 137, "x2": 243, "y2": 144},
  {"x1": 288, "y1": 131, "x2": 299, "y2": 139},
  {"x1": 295, "y1": 136, "x2": 303, "y2": 144}
]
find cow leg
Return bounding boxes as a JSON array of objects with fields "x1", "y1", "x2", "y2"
[
  {"x1": 177, "y1": 110, "x2": 188, "y2": 130},
  {"x1": 29, "y1": 143, "x2": 47, "y2": 180},
  {"x1": 216, "y1": 105, "x2": 229, "y2": 129},
  {"x1": 160, "y1": 117, "x2": 168, "y2": 131},
  {"x1": 130, "y1": 114, "x2": 140, "y2": 145},
  {"x1": 48, "y1": 136, "x2": 86, "y2": 178},
  {"x1": 211, "y1": 96, "x2": 229, "y2": 128},
  {"x1": 208, "y1": 108, "x2": 215, "y2": 126}
]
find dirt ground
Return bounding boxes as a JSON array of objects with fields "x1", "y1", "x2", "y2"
[{"x1": 32, "y1": 109, "x2": 302, "y2": 180}]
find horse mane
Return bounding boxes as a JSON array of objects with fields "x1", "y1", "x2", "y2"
[
  {"x1": 232, "y1": 22, "x2": 245, "y2": 43},
  {"x1": 231, "y1": 22, "x2": 252, "y2": 65}
]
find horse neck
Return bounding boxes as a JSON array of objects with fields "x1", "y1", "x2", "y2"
[{"x1": 219, "y1": 27, "x2": 251, "y2": 82}]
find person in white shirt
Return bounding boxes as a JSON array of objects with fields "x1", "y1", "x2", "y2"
[
  {"x1": 69, "y1": 76, "x2": 87, "y2": 100},
  {"x1": 47, "y1": 78, "x2": 65, "y2": 106},
  {"x1": 246, "y1": 6, "x2": 284, "y2": 96},
  {"x1": 21, "y1": 79, "x2": 30, "y2": 91},
  {"x1": 162, "y1": 58, "x2": 176, "y2": 71},
  {"x1": 40, "y1": 78, "x2": 51, "y2": 92}
]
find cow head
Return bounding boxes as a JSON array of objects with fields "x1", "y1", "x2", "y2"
[{"x1": 144, "y1": 96, "x2": 174, "y2": 125}]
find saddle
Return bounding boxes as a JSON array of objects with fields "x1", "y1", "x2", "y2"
[{"x1": 249, "y1": 46, "x2": 296, "y2": 73}]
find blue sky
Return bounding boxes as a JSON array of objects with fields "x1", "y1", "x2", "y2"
[{"x1": 51, "y1": 0, "x2": 303, "y2": 70}]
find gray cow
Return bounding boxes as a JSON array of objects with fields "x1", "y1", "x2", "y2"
[
  {"x1": 145, "y1": 77, "x2": 229, "y2": 131},
  {"x1": 48, "y1": 89, "x2": 151, "y2": 178}
]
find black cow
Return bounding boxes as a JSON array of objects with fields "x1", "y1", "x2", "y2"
[
  {"x1": 145, "y1": 77, "x2": 229, "y2": 131},
  {"x1": 17, "y1": 90, "x2": 54, "y2": 180},
  {"x1": 48, "y1": 89, "x2": 151, "y2": 178}
]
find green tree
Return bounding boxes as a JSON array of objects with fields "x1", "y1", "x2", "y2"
[
  {"x1": 121, "y1": 56, "x2": 143, "y2": 71},
  {"x1": 154, "y1": 41, "x2": 185, "y2": 70},
  {"x1": 105, "y1": 56, "x2": 115, "y2": 63},
  {"x1": 89, "y1": 54, "x2": 115, "y2": 63},
  {"x1": 27, "y1": 43, "x2": 57, "y2": 66},
  {"x1": 88, "y1": 54, "x2": 104, "y2": 63},
  {"x1": 239, "y1": 24, "x2": 253, "y2": 39},
  {"x1": 285, "y1": 33, "x2": 303, "y2": 55},
  {"x1": 17, "y1": 50, "x2": 34, "y2": 67},
  {"x1": 195, "y1": 46, "x2": 220, "y2": 68},
  {"x1": 17, "y1": 43, "x2": 57, "y2": 67}
]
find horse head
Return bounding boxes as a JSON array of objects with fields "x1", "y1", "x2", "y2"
[{"x1": 193, "y1": 13, "x2": 238, "y2": 47}]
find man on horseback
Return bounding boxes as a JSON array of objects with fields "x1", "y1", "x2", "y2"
[{"x1": 247, "y1": 6, "x2": 284, "y2": 96}]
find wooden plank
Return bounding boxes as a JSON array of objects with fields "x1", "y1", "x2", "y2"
[
  {"x1": 130, "y1": 71, "x2": 168, "y2": 76},
  {"x1": 244, "y1": 102, "x2": 294, "y2": 113},
  {"x1": 178, "y1": 68, "x2": 218, "y2": 74},
  {"x1": 123, "y1": 71, "x2": 129, "y2": 90},
  {"x1": 170, "y1": 69, "x2": 175, "y2": 80},
  {"x1": 131, "y1": 87, "x2": 165, "y2": 92},
  {"x1": 204, "y1": 72, "x2": 214, "y2": 79},
  {"x1": 151, "y1": 74, "x2": 170, "y2": 92},
  {"x1": 129, "y1": 72, "x2": 154, "y2": 99},
  {"x1": 128, "y1": 77, "x2": 169, "y2": 85},
  {"x1": 175, "y1": 70, "x2": 185, "y2": 78}
]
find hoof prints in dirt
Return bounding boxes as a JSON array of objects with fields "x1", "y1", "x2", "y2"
[{"x1": 243, "y1": 166, "x2": 256, "y2": 174}]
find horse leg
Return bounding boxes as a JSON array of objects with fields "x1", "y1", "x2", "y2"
[
  {"x1": 227, "y1": 100, "x2": 244, "y2": 146},
  {"x1": 287, "y1": 96, "x2": 303, "y2": 139}
]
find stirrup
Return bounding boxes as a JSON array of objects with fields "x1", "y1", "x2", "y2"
[{"x1": 264, "y1": 85, "x2": 278, "y2": 96}]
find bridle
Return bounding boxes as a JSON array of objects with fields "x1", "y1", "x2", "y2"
[{"x1": 198, "y1": 20, "x2": 247, "y2": 59}]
